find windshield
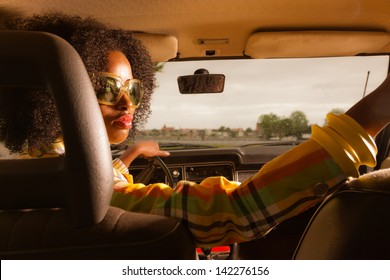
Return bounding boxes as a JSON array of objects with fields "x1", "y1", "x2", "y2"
[{"x1": 138, "y1": 56, "x2": 390, "y2": 149}]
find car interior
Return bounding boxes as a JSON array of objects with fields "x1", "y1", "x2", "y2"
[{"x1": 1, "y1": 0, "x2": 390, "y2": 260}]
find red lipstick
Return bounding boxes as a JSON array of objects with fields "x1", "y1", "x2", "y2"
[{"x1": 113, "y1": 114, "x2": 133, "y2": 129}]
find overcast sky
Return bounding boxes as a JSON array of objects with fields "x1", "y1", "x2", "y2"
[{"x1": 145, "y1": 56, "x2": 389, "y2": 130}]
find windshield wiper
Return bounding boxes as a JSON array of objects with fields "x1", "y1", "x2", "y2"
[
  {"x1": 159, "y1": 142, "x2": 214, "y2": 149},
  {"x1": 241, "y1": 140, "x2": 302, "y2": 148}
]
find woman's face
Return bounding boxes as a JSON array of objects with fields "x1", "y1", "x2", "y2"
[{"x1": 99, "y1": 50, "x2": 136, "y2": 144}]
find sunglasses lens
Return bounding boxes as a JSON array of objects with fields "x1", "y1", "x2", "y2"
[
  {"x1": 95, "y1": 75, "x2": 122, "y2": 104},
  {"x1": 93, "y1": 73, "x2": 144, "y2": 107},
  {"x1": 127, "y1": 80, "x2": 144, "y2": 107}
]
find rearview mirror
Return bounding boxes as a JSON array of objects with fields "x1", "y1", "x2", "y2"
[{"x1": 177, "y1": 69, "x2": 225, "y2": 94}]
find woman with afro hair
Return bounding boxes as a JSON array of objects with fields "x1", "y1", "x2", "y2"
[
  {"x1": 0, "y1": 13, "x2": 165, "y2": 160},
  {"x1": 1, "y1": 13, "x2": 390, "y2": 248}
]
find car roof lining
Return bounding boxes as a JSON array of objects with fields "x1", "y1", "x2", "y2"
[
  {"x1": 245, "y1": 31, "x2": 390, "y2": 58},
  {"x1": 2, "y1": 0, "x2": 390, "y2": 60}
]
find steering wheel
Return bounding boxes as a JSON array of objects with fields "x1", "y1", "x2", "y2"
[{"x1": 134, "y1": 156, "x2": 175, "y2": 187}]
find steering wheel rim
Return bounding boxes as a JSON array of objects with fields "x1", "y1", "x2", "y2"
[{"x1": 133, "y1": 156, "x2": 175, "y2": 187}]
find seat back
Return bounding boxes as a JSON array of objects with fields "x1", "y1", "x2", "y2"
[
  {"x1": 0, "y1": 31, "x2": 196, "y2": 259},
  {"x1": 0, "y1": 31, "x2": 113, "y2": 227},
  {"x1": 293, "y1": 169, "x2": 390, "y2": 259}
]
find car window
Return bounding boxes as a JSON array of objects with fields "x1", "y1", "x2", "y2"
[{"x1": 137, "y1": 55, "x2": 389, "y2": 149}]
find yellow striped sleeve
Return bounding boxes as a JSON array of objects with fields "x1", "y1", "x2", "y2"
[{"x1": 110, "y1": 114, "x2": 377, "y2": 247}]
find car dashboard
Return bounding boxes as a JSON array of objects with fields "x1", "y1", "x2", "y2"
[
  {"x1": 113, "y1": 144, "x2": 298, "y2": 187},
  {"x1": 112, "y1": 143, "x2": 302, "y2": 259}
]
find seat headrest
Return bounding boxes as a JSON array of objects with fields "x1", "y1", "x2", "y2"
[
  {"x1": 346, "y1": 168, "x2": 390, "y2": 192},
  {"x1": 0, "y1": 31, "x2": 114, "y2": 227}
]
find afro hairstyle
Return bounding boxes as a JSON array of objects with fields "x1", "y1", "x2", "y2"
[{"x1": 0, "y1": 13, "x2": 155, "y2": 152}]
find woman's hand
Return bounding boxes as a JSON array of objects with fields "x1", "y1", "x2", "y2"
[
  {"x1": 346, "y1": 73, "x2": 390, "y2": 137},
  {"x1": 118, "y1": 141, "x2": 170, "y2": 167}
]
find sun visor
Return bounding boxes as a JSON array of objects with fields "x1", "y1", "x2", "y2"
[
  {"x1": 132, "y1": 32, "x2": 178, "y2": 62},
  {"x1": 245, "y1": 31, "x2": 390, "y2": 58}
]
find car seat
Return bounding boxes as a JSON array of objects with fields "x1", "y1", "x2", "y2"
[
  {"x1": 0, "y1": 31, "x2": 196, "y2": 259},
  {"x1": 293, "y1": 168, "x2": 390, "y2": 259}
]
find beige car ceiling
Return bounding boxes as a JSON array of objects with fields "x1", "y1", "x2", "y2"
[{"x1": 1, "y1": 0, "x2": 390, "y2": 61}]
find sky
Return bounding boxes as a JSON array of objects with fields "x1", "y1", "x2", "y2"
[{"x1": 145, "y1": 56, "x2": 389, "y2": 130}]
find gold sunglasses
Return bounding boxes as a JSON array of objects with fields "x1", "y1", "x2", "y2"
[{"x1": 91, "y1": 72, "x2": 144, "y2": 107}]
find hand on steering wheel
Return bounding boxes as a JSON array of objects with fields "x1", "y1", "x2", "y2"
[{"x1": 134, "y1": 156, "x2": 175, "y2": 187}]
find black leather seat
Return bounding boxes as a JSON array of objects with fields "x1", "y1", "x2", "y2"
[
  {"x1": 0, "y1": 31, "x2": 196, "y2": 259},
  {"x1": 237, "y1": 206, "x2": 317, "y2": 259},
  {"x1": 293, "y1": 168, "x2": 390, "y2": 259}
]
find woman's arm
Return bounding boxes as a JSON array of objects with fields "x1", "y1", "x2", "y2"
[
  {"x1": 118, "y1": 141, "x2": 170, "y2": 167},
  {"x1": 346, "y1": 74, "x2": 390, "y2": 137}
]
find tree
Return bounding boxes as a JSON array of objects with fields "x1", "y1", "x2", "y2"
[
  {"x1": 323, "y1": 108, "x2": 346, "y2": 125},
  {"x1": 258, "y1": 113, "x2": 280, "y2": 140},
  {"x1": 229, "y1": 130, "x2": 238, "y2": 138},
  {"x1": 278, "y1": 118, "x2": 293, "y2": 139},
  {"x1": 289, "y1": 111, "x2": 309, "y2": 139},
  {"x1": 153, "y1": 62, "x2": 165, "y2": 72},
  {"x1": 245, "y1": 127, "x2": 253, "y2": 137},
  {"x1": 198, "y1": 129, "x2": 206, "y2": 140},
  {"x1": 258, "y1": 111, "x2": 309, "y2": 140},
  {"x1": 151, "y1": 129, "x2": 160, "y2": 137}
]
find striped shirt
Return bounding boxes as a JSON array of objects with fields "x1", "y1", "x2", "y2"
[
  {"x1": 110, "y1": 114, "x2": 377, "y2": 247},
  {"x1": 18, "y1": 114, "x2": 377, "y2": 247}
]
